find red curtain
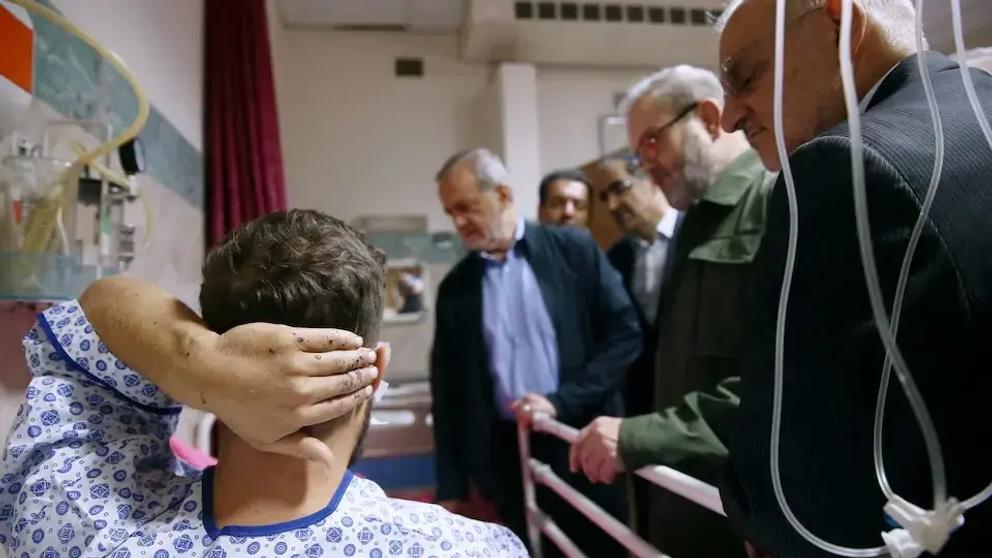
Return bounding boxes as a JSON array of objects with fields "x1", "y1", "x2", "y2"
[{"x1": 205, "y1": 0, "x2": 287, "y2": 248}]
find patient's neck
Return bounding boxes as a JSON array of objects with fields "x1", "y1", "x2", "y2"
[{"x1": 210, "y1": 425, "x2": 356, "y2": 528}]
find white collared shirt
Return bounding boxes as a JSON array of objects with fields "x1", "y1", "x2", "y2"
[
  {"x1": 632, "y1": 209, "x2": 680, "y2": 325},
  {"x1": 480, "y1": 218, "x2": 525, "y2": 261}
]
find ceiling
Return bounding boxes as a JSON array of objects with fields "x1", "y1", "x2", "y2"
[
  {"x1": 275, "y1": 0, "x2": 992, "y2": 51},
  {"x1": 278, "y1": 0, "x2": 465, "y2": 32}
]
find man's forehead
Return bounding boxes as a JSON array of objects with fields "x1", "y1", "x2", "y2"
[
  {"x1": 549, "y1": 179, "x2": 588, "y2": 194},
  {"x1": 600, "y1": 160, "x2": 633, "y2": 182},
  {"x1": 718, "y1": 0, "x2": 774, "y2": 65},
  {"x1": 629, "y1": 96, "x2": 674, "y2": 130}
]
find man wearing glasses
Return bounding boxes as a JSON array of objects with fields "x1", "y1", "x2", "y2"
[
  {"x1": 716, "y1": 1, "x2": 992, "y2": 556},
  {"x1": 599, "y1": 159, "x2": 678, "y2": 419},
  {"x1": 570, "y1": 65, "x2": 776, "y2": 557}
]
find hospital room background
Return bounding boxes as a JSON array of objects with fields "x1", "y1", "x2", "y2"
[{"x1": 1, "y1": 2, "x2": 991, "y2": 556}]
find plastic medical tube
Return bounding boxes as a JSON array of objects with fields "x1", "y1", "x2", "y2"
[
  {"x1": 948, "y1": 0, "x2": 992, "y2": 514},
  {"x1": 768, "y1": 0, "x2": 950, "y2": 554},
  {"x1": 872, "y1": 0, "x2": 945, "y2": 505},
  {"x1": 9, "y1": 0, "x2": 149, "y2": 175},
  {"x1": 766, "y1": 1, "x2": 887, "y2": 552}
]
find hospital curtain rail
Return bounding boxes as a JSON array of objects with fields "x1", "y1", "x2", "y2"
[
  {"x1": 516, "y1": 411, "x2": 727, "y2": 558},
  {"x1": 205, "y1": 0, "x2": 287, "y2": 248}
]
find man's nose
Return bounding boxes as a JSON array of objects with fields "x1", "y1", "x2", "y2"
[
  {"x1": 563, "y1": 201, "x2": 576, "y2": 217},
  {"x1": 721, "y1": 95, "x2": 745, "y2": 134}
]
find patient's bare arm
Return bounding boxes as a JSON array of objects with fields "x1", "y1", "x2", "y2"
[{"x1": 80, "y1": 276, "x2": 378, "y2": 464}]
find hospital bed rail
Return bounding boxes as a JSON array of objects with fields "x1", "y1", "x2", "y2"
[{"x1": 517, "y1": 410, "x2": 726, "y2": 558}]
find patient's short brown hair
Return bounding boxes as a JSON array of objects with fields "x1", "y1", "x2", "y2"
[{"x1": 199, "y1": 209, "x2": 386, "y2": 346}]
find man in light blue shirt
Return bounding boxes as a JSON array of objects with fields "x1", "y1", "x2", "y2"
[
  {"x1": 432, "y1": 149, "x2": 641, "y2": 557},
  {"x1": 482, "y1": 219, "x2": 559, "y2": 419}
]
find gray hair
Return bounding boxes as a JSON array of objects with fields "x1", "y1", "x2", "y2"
[
  {"x1": 619, "y1": 65, "x2": 725, "y2": 117},
  {"x1": 435, "y1": 148, "x2": 511, "y2": 191},
  {"x1": 714, "y1": 0, "x2": 921, "y2": 53}
]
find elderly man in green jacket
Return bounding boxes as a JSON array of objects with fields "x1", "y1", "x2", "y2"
[{"x1": 569, "y1": 65, "x2": 776, "y2": 557}]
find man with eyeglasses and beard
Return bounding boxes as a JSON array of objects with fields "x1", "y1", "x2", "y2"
[{"x1": 569, "y1": 65, "x2": 776, "y2": 557}]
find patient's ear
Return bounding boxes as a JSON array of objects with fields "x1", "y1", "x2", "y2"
[{"x1": 372, "y1": 342, "x2": 391, "y2": 390}]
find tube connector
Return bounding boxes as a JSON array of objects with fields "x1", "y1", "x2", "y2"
[{"x1": 881, "y1": 498, "x2": 964, "y2": 557}]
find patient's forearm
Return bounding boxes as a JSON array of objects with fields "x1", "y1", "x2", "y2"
[{"x1": 79, "y1": 276, "x2": 217, "y2": 408}]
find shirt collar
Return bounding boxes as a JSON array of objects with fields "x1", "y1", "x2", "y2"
[
  {"x1": 700, "y1": 149, "x2": 766, "y2": 206},
  {"x1": 634, "y1": 209, "x2": 679, "y2": 248},
  {"x1": 480, "y1": 218, "x2": 525, "y2": 261},
  {"x1": 657, "y1": 208, "x2": 678, "y2": 240},
  {"x1": 859, "y1": 63, "x2": 901, "y2": 113}
]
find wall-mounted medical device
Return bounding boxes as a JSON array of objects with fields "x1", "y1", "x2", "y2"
[{"x1": 0, "y1": 0, "x2": 152, "y2": 300}]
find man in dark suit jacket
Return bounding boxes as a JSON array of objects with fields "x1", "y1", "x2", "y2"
[
  {"x1": 430, "y1": 148, "x2": 641, "y2": 556},
  {"x1": 717, "y1": 1, "x2": 992, "y2": 556},
  {"x1": 601, "y1": 158, "x2": 679, "y2": 419}
]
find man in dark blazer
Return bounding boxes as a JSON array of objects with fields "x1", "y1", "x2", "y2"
[
  {"x1": 717, "y1": 1, "x2": 992, "y2": 556},
  {"x1": 601, "y1": 159, "x2": 679, "y2": 419},
  {"x1": 430, "y1": 148, "x2": 641, "y2": 557}
]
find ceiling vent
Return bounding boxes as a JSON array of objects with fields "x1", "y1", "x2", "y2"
[
  {"x1": 279, "y1": 0, "x2": 464, "y2": 33},
  {"x1": 462, "y1": 0, "x2": 725, "y2": 67}
]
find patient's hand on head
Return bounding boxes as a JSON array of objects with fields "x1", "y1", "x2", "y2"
[
  {"x1": 197, "y1": 321, "x2": 382, "y2": 465},
  {"x1": 79, "y1": 275, "x2": 381, "y2": 466}
]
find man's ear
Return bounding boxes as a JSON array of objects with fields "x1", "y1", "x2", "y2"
[
  {"x1": 373, "y1": 342, "x2": 391, "y2": 391},
  {"x1": 494, "y1": 184, "x2": 514, "y2": 205},
  {"x1": 824, "y1": 0, "x2": 868, "y2": 54},
  {"x1": 698, "y1": 99, "x2": 724, "y2": 140}
]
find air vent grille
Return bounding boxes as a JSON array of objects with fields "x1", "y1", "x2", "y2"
[
  {"x1": 513, "y1": 2, "x2": 722, "y2": 25},
  {"x1": 395, "y1": 58, "x2": 424, "y2": 78}
]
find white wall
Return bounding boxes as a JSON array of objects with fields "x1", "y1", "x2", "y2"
[
  {"x1": 496, "y1": 63, "x2": 541, "y2": 220},
  {"x1": 54, "y1": 0, "x2": 204, "y2": 150},
  {"x1": 271, "y1": 24, "x2": 668, "y2": 228},
  {"x1": 274, "y1": 29, "x2": 492, "y2": 231},
  {"x1": 537, "y1": 66, "x2": 656, "y2": 173}
]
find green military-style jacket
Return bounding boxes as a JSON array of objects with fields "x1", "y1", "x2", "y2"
[{"x1": 618, "y1": 149, "x2": 776, "y2": 557}]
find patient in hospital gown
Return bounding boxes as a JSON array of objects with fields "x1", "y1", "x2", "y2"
[{"x1": 0, "y1": 210, "x2": 526, "y2": 558}]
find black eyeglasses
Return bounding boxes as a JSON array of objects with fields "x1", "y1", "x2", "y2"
[
  {"x1": 636, "y1": 102, "x2": 699, "y2": 162},
  {"x1": 598, "y1": 179, "x2": 634, "y2": 203}
]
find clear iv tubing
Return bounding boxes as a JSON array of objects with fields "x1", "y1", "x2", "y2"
[
  {"x1": 875, "y1": 0, "x2": 992, "y2": 521},
  {"x1": 949, "y1": 0, "x2": 992, "y2": 512},
  {"x1": 768, "y1": 0, "x2": 951, "y2": 554},
  {"x1": 768, "y1": 0, "x2": 886, "y2": 554},
  {"x1": 872, "y1": 0, "x2": 945, "y2": 506},
  {"x1": 7, "y1": 0, "x2": 149, "y2": 186}
]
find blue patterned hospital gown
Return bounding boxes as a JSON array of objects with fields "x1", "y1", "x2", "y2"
[{"x1": 0, "y1": 301, "x2": 528, "y2": 558}]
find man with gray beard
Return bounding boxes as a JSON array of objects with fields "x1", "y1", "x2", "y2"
[{"x1": 569, "y1": 65, "x2": 776, "y2": 557}]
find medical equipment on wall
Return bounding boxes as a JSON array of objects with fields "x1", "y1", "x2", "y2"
[
  {"x1": 768, "y1": 0, "x2": 992, "y2": 557},
  {"x1": 0, "y1": 0, "x2": 152, "y2": 297}
]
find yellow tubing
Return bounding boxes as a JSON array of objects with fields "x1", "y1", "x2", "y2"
[
  {"x1": 9, "y1": 0, "x2": 150, "y2": 174},
  {"x1": 9, "y1": 0, "x2": 150, "y2": 260}
]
